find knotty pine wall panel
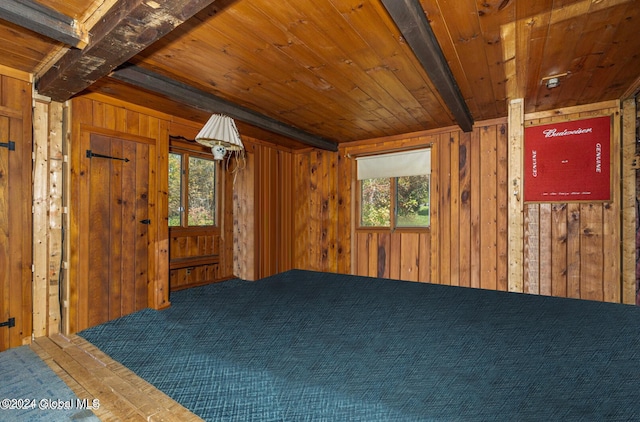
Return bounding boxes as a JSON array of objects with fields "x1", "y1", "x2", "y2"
[
  {"x1": 291, "y1": 149, "x2": 340, "y2": 274},
  {"x1": 245, "y1": 106, "x2": 624, "y2": 304},
  {"x1": 522, "y1": 102, "x2": 621, "y2": 303},
  {"x1": 235, "y1": 140, "x2": 298, "y2": 280},
  {"x1": 328, "y1": 120, "x2": 509, "y2": 291}
]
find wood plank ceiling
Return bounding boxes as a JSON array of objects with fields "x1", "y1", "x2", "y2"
[{"x1": 1, "y1": 0, "x2": 639, "y2": 149}]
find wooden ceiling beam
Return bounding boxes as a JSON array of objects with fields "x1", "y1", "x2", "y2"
[
  {"x1": 111, "y1": 65, "x2": 339, "y2": 151},
  {"x1": 36, "y1": 0, "x2": 218, "y2": 102},
  {"x1": 0, "y1": 0, "x2": 88, "y2": 48},
  {"x1": 380, "y1": 0, "x2": 474, "y2": 132}
]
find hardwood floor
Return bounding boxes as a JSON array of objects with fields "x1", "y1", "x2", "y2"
[{"x1": 30, "y1": 333, "x2": 203, "y2": 421}]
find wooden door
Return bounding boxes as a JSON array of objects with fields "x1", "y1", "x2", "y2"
[
  {"x1": 0, "y1": 111, "x2": 32, "y2": 351},
  {"x1": 77, "y1": 132, "x2": 153, "y2": 329}
]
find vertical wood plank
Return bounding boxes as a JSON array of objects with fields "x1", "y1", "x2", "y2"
[
  {"x1": 309, "y1": 151, "x2": 321, "y2": 272},
  {"x1": 367, "y1": 232, "x2": 378, "y2": 277},
  {"x1": 139, "y1": 135, "x2": 154, "y2": 310},
  {"x1": 458, "y1": 131, "x2": 472, "y2": 287},
  {"x1": 121, "y1": 140, "x2": 136, "y2": 316},
  {"x1": 524, "y1": 204, "x2": 540, "y2": 295},
  {"x1": 378, "y1": 232, "x2": 390, "y2": 279},
  {"x1": 390, "y1": 232, "x2": 401, "y2": 280},
  {"x1": 603, "y1": 111, "x2": 621, "y2": 303},
  {"x1": 356, "y1": 232, "x2": 369, "y2": 276},
  {"x1": 292, "y1": 150, "x2": 309, "y2": 271},
  {"x1": 430, "y1": 140, "x2": 440, "y2": 285},
  {"x1": 538, "y1": 204, "x2": 552, "y2": 296},
  {"x1": 580, "y1": 203, "x2": 604, "y2": 301},
  {"x1": 109, "y1": 138, "x2": 123, "y2": 321},
  {"x1": 566, "y1": 203, "x2": 581, "y2": 298},
  {"x1": 150, "y1": 119, "x2": 168, "y2": 310},
  {"x1": 6, "y1": 75, "x2": 33, "y2": 347},
  {"x1": 32, "y1": 100, "x2": 49, "y2": 338},
  {"x1": 327, "y1": 152, "x2": 338, "y2": 273},
  {"x1": 48, "y1": 101, "x2": 64, "y2": 335},
  {"x1": 480, "y1": 125, "x2": 497, "y2": 290},
  {"x1": 496, "y1": 123, "x2": 509, "y2": 291},
  {"x1": 87, "y1": 134, "x2": 110, "y2": 327},
  {"x1": 439, "y1": 132, "x2": 452, "y2": 285},
  {"x1": 234, "y1": 143, "x2": 255, "y2": 280},
  {"x1": 621, "y1": 98, "x2": 637, "y2": 304},
  {"x1": 400, "y1": 233, "x2": 419, "y2": 282},
  {"x1": 319, "y1": 150, "x2": 331, "y2": 272},
  {"x1": 469, "y1": 128, "x2": 481, "y2": 288},
  {"x1": 337, "y1": 151, "x2": 352, "y2": 275},
  {"x1": 508, "y1": 99, "x2": 524, "y2": 292},
  {"x1": 418, "y1": 232, "x2": 430, "y2": 283},
  {"x1": 449, "y1": 131, "x2": 460, "y2": 286},
  {"x1": 551, "y1": 204, "x2": 568, "y2": 297},
  {"x1": 69, "y1": 99, "x2": 92, "y2": 333}
]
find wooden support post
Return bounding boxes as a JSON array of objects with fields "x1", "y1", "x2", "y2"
[
  {"x1": 48, "y1": 102, "x2": 64, "y2": 333},
  {"x1": 32, "y1": 98, "x2": 49, "y2": 338},
  {"x1": 621, "y1": 98, "x2": 637, "y2": 304},
  {"x1": 32, "y1": 96, "x2": 65, "y2": 337},
  {"x1": 508, "y1": 99, "x2": 524, "y2": 292}
]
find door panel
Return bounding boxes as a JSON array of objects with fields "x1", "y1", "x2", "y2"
[
  {"x1": 81, "y1": 133, "x2": 151, "y2": 329},
  {"x1": 0, "y1": 111, "x2": 32, "y2": 351}
]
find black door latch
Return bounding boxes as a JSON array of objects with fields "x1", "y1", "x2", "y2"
[{"x1": 0, "y1": 317, "x2": 15, "y2": 328}]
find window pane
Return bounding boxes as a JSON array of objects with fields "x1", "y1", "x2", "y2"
[
  {"x1": 188, "y1": 156, "x2": 216, "y2": 226},
  {"x1": 396, "y1": 175, "x2": 430, "y2": 227},
  {"x1": 360, "y1": 178, "x2": 390, "y2": 226},
  {"x1": 168, "y1": 153, "x2": 182, "y2": 227}
]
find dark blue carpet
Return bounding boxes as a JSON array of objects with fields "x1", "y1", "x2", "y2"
[{"x1": 79, "y1": 270, "x2": 640, "y2": 421}]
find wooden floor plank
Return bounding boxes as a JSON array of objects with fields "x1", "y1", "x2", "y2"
[{"x1": 30, "y1": 334, "x2": 203, "y2": 422}]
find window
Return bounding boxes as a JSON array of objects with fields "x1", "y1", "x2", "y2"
[
  {"x1": 357, "y1": 149, "x2": 431, "y2": 229},
  {"x1": 168, "y1": 150, "x2": 218, "y2": 227}
]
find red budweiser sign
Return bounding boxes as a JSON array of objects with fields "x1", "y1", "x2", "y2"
[{"x1": 524, "y1": 116, "x2": 611, "y2": 202}]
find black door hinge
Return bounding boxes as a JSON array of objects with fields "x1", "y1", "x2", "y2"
[
  {"x1": 0, "y1": 141, "x2": 15, "y2": 151},
  {"x1": 0, "y1": 317, "x2": 15, "y2": 328},
  {"x1": 139, "y1": 219, "x2": 151, "y2": 225}
]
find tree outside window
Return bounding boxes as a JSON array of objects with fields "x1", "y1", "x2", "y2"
[
  {"x1": 358, "y1": 149, "x2": 430, "y2": 229},
  {"x1": 168, "y1": 151, "x2": 217, "y2": 227}
]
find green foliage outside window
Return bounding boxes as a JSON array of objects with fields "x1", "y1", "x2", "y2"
[
  {"x1": 168, "y1": 153, "x2": 182, "y2": 227},
  {"x1": 361, "y1": 178, "x2": 391, "y2": 226},
  {"x1": 396, "y1": 175, "x2": 430, "y2": 227},
  {"x1": 168, "y1": 152, "x2": 217, "y2": 227},
  {"x1": 188, "y1": 156, "x2": 216, "y2": 226},
  {"x1": 360, "y1": 175, "x2": 430, "y2": 228}
]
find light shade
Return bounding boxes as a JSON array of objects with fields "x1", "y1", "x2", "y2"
[{"x1": 195, "y1": 114, "x2": 244, "y2": 160}]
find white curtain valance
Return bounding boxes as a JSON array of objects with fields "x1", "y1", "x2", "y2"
[{"x1": 356, "y1": 148, "x2": 431, "y2": 180}]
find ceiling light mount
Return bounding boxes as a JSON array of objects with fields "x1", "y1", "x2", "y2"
[
  {"x1": 542, "y1": 72, "x2": 569, "y2": 89},
  {"x1": 546, "y1": 77, "x2": 560, "y2": 89}
]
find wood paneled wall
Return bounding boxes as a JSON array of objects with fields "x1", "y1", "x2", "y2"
[
  {"x1": 521, "y1": 102, "x2": 622, "y2": 302},
  {"x1": 280, "y1": 105, "x2": 626, "y2": 303},
  {"x1": 234, "y1": 140, "x2": 297, "y2": 280},
  {"x1": 333, "y1": 120, "x2": 509, "y2": 289},
  {"x1": 292, "y1": 148, "x2": 341, "y2": 274}
]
